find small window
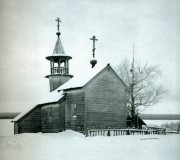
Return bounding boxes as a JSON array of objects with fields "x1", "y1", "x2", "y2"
[
  {"x1": 49, "y1": 108, "x2": 52, "y2": 118},
  {"x1": 42, "y1": 111, "x2": 47, "y2": 125},
  {"x1": 71, "y1": 104, "x2": 76, "y2": 118}
]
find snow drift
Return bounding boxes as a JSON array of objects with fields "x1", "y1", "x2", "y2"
[{"x1": 0, "y1": 130, "x2": 179, "y2": 160}]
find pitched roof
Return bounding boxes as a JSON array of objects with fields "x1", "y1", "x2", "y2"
[
  {"x1": 57, "y1": 65, "x2": 103, "y2": 91},
  {"x1": 46, "y1": 37, "x2": 72, "y2": 60},
  {"x1": 12, "y1": 90, "x2": 64, "y2": 122},
  {"x1": 12, "y1": 64, "x2": 128, "y2": 122},
  {"x1": 57, "y1": 64, "x2": 128, "y2": 91},
  {"x1": 127, "y1": 114, "x2": 146, "y2": 126},
  {"x1": 52, "y1": 37, "x2": 65, "y2": 55}
]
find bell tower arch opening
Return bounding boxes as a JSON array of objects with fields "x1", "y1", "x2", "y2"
[{"x1": 45, "y1": 18, "x2": 73, "y2": 92}]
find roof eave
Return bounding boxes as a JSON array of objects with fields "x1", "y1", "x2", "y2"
[
  {"x1": 58, "y1": 87, "x2": 83, "y2": 92},
  {"x1": 11, "y1": 96, "x2": 65, "y2": 122}
]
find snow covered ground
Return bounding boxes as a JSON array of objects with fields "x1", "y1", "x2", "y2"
[
  {"x1": 0, "y1": 129, "x2": 179, "y2": 160},
  {"x1": 0, "y1": 120, "x2": 14, "y2": 136}
]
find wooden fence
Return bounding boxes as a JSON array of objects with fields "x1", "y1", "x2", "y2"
[{"x1": 86, "y1": 127, "x2": 179, "y2": 137}]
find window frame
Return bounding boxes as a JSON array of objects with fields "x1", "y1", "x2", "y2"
[{"x1": 71, "y1": 104, "x2": 77, "y2": 118}]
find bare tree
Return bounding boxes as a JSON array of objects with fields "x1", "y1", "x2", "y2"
[{"x1": 115, "y1": 57, "x2": 167, "y2": 128}]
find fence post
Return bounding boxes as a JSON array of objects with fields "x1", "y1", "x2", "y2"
[
  {"x1": 127, "y1": 128, "x2": 131, "y2": 135},
  {"x1": 107, "y1": 128, "x2": 110, "y2": 136},
  {"x1": 86, "y1": 128, "x2": 89, "y2": 137},
  {"x1": 145, "y1": 128, "x2": 148, "y2": 135},
  {"x1": 163, "y1": 128, "x2": 166, "y2": 135},
  {"x1": 156, "y1": 127, "x2": 158, "y2": 134},
  {"x1": 92, "y1": 127, "x2": 95, "y2": 136},
  {"x1": 101, "y1": 126, "x2": 103, "y2": 136}
]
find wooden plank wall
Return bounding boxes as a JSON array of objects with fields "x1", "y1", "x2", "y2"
[
  {"x1": 48, "y1": 75, "x2": 72, "y2": 92},
  {"x1": 18, "y1": 107, "x2": 41, "y2": 133},
  {"x1": 41, "y1": 103, "x2": 61, "y2": 133},
  {"x1": 85, "y1": 69, "x2": 127, "y2": 129},
  {"x1": 65, "y1": 90, "x2": 85, "y2": 133},
  {"x1": 59, "y1": 101, "x2": 65, "y2": 131},
  {"x1": 14, "y1": 122, "x2": 19, "y2": 134}
]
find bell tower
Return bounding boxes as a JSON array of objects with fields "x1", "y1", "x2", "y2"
[{"x1": 45, "y1": 18, "x2": 73, "y2": 92}]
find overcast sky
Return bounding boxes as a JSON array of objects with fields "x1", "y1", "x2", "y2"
[{"x1": 0, "y1": 0, "x2": 179, "y2": 114}]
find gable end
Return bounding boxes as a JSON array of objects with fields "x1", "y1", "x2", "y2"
[{"x1": 84, "y1": 64, "x2": 129, "y2": 90}]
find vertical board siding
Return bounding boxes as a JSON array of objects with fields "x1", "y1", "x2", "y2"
[
  {"x1": 65, "y1": 90, "x2": 85, "y2": 133},
  {"x1": 14, "y1": 122, "x2": 19, "y2": 134},
  {"x1": 48, "y1": 75, "x2": 72, "y2": 92},
  {"x1": 41, "y1": 103, "x2": 62, "y2": 133},
  {"x1": 85, "y1": 69, "x2": 127, "y2": 129},
  {"x1": 59, "y1": 101, "x2": 65, "y2": 131},
  {"x1": 18, "y1": 107, "x2": 41, "y2": 133},
  {"x1": 17, "y1": 101, "x2": 65, "y2": 134},
  {"x1": 15, "y1": 66, "x2": 127, "y2": 134}
]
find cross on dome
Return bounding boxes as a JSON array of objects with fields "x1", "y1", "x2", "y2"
[
  {"x1": 90, "y1": 35, "x2": 98, "y2": 68},
  {"x1": 55, "y1": 17, "x2": 61, "y2": 32},
  {"x1": 90, "y1": 36, "x2": 98, "y2": 58},
  {"x1": 55, "y1": 17, "x2": 61, "y2": 37}
]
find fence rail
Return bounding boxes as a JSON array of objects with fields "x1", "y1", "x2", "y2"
[{"x1": 86, "y1": 127, "x2": 179, "y2": 137}]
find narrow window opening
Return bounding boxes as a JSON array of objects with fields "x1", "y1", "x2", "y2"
[
  {"x1": 49, "y1": 108, "x2": 52, "y2": 118},
  {"x1": 71, "y1": 104, "x2": 76, "y2": 118}
]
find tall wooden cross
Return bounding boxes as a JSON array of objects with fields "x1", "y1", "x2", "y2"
[
  {"x1": 90, "y1": 36, "x2": 98, "y2": 57},
  {"x1": 55, "y1": 17, "x2": 61, "y2": 32}
]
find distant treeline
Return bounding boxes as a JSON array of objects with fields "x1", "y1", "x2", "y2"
[
  {"x1": 1, "y1": 112, "x2": 180, "y2": 120},
  {"x1": 160, "y1": 121, "x2": 180, "y2": 130},
  {"x1": 140, "y1": 114, "x2": 180, "y2": 120},
  {"x1": 0, "y1": 112, "x2": 20, "y2": 119}
]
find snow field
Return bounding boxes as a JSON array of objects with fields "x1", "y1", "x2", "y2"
[
  {"x1": 0, "y1": 120, "x2": 14, "y2": 136},
  {"x1": 0, "y1": 130, "x2": 179, "y2": 160}
]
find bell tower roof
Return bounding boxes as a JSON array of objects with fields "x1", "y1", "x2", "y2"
[
  {"x1": 52, "y1": 37, "x2": 65, "y2": 55},
  {"x1": 45, "y1": 17, "x2": 73, "y2": 92},
  {"x1": 46, "y1": 37, "x2": 72, "y2": 60},
  {"x1": 46, "y1": 18, "x2": 72, "y2": 61}
]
